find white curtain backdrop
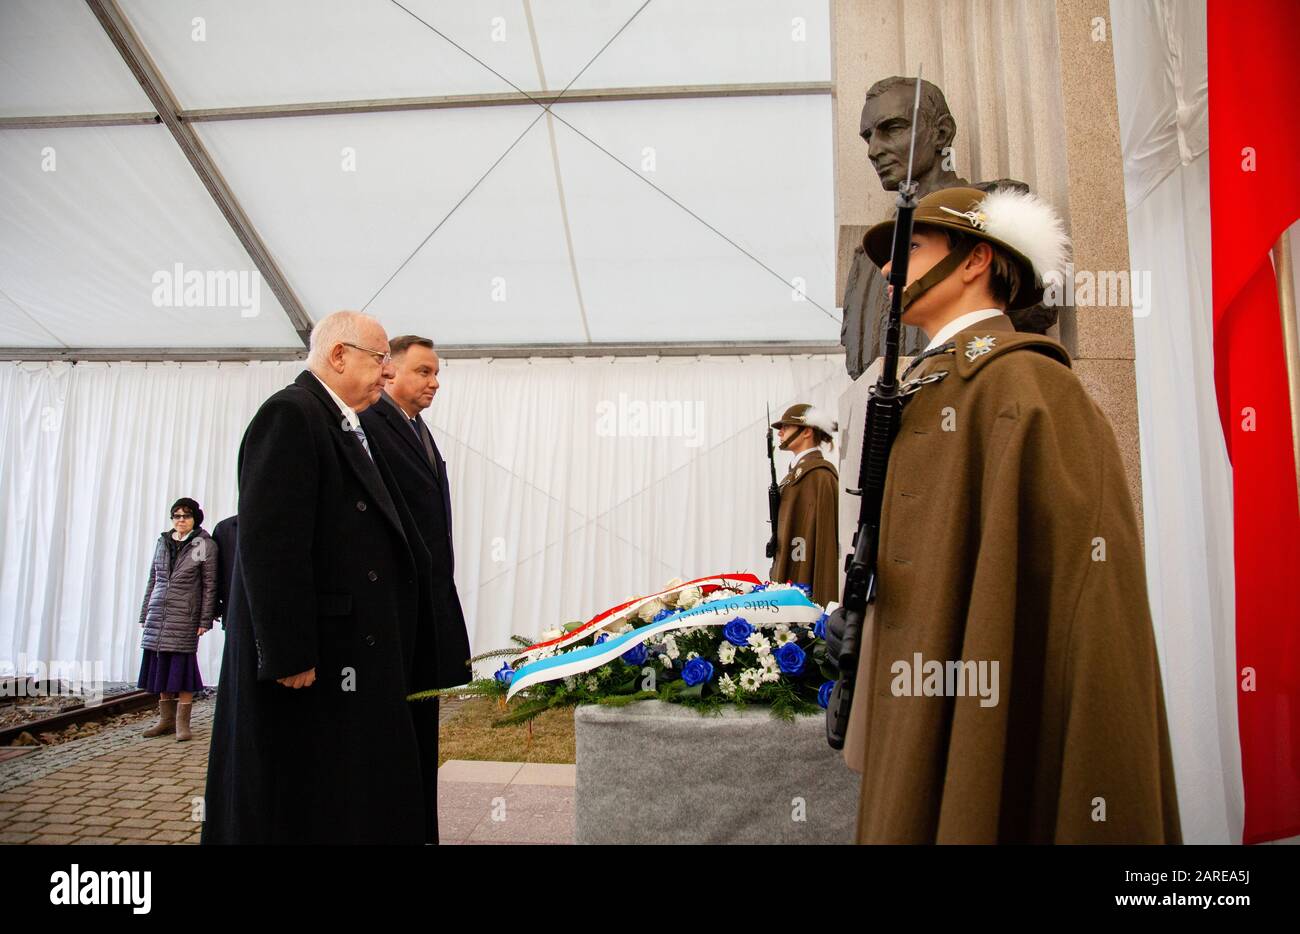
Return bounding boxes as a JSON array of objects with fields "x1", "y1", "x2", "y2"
[
  {"x1": 1112, "y1": 0, "x2": 1242, "y2": 844},
  {"x1": 0, "y1": 354, "x2": 848, "y2": 686}
]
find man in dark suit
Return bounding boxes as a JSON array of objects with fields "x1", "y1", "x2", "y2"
[
  {"x1": 202, "y1": 311, "x2": 444, "y2": 844},
  {"x1": 210, "y1": 515, "x2": 238, "y2": 626},
  {"x1": 359, "y1": 336, "x2": 472, "y2": 842}
]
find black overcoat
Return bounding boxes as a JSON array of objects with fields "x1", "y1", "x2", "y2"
[
  {"x1": 359, "y1": 392, "x2": 471, "y2": 688},
  {"x1": 211, "y1": 515, "x2": 238, "y2": 624},
  {"x1": 202, "y1": 371, "x2": 440, "y2": 844}
]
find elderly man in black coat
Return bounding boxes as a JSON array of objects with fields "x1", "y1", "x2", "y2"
[
  {"x1": 358, "y1": 336, "x2": 473, "y2": 841},
  {"x1": 202, "y1": 311, "x2": 446, "y2": 845}
]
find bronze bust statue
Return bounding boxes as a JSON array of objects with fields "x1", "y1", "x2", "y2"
[{"x1": 840, "y1": 77, "x2": 1057, "y2": 379}]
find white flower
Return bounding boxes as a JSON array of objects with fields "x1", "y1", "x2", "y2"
[
  {"x1": 759, "y1": 654, "x2": 779, "y2": 673},
  {"x1": 563, "y1": 677, "x2": 576, "y2": 690},
  {"x1": 617, "y1": 623, "x2": 634, "y2": 634},
  {"x1": 661, "y1": 655, "x2": 674, "y2": 669},
  {"x1": 540, "y1": 627, "x2": 564, "y2": 641},
  {"x1": 686, "y1": 651, "x2": 700, "y2": 661},
  {"x1": 584, "y1": 676, "x2": 599, "y2": 691},
  {"x1": 747, "y1": 633, "x2": 772, "y2": 655},
  {"x1": 774, "y1": 629, "x2": 798, "y2": 647},
  {"x1": 665, "y1": 577, "x2": 684, "y2": 590},
  {"x1": 663, "y1": 635, "x2": 681, "y2": 660},
  {"x1": 718, "y1": 674, "x2": 737, "y2": 697},
  {"x1": 717, "y1": 642, "x2": 736, "y2": 665},
  {"x1": 761, "y1": 667, "x2": 781, "y2": 684},
  {"x1": 638, "y1": 598, "x2": 667, "y2": 622},
  {"x1": 677, "y1": 587, "x2": 702, "y2": 609},
  {"x1": 739, "y1": 669, "x2": 762, "y2": 691}
]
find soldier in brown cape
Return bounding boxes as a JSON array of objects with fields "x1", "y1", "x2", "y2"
[
  {"x1": 768, "y1": 404, "x2": 840, "y2": 607},
  {"x1": 837, "y1": 186, "x2": 1181, "y2": 843}
]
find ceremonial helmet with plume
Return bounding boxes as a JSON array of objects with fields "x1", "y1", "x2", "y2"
[
  {"x1": 770, "y1": 403, "x2": 837, "y2": 450},
  {"x1": 862, "y1": 186, "x2": 1071, "y2": 311}
]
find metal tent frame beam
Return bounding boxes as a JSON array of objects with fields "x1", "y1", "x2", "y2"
[
  {"x1": 0, "y1": 112, "x2": 160, "y2": 129},
  {"x1": 0, "y1": 341, "x2": 844, "y2": 363},
  {"x1": 179, "y1": 81, "x2": 831, "y2": 122},
  {"x1": 0, "y1": 82, "x2": 830, "y2": 130},
  {"x1": 83, "y1": 0, "x2": 314, "y2": 347}
]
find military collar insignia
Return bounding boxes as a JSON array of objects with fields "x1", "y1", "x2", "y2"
[{"x1": 964, "y1": 335, "x2": 998, "y2": 361}]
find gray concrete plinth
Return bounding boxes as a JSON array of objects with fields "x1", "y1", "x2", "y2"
[{"x1": 575, "y1": 701, "x2": 860, "y2": 844}]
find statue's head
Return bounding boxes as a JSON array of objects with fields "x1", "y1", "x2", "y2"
[{"x1": 860, "y1": 77, "x2": 956, "y2": 191}]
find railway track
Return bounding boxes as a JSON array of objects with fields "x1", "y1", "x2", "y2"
[{"x1": 0, "y1": 684, "x2": 158, "y2": 746}]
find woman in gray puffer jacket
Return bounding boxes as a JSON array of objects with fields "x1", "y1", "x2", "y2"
[{"x1": 137, "y1": 497, "x2": 218, "y2": 742}]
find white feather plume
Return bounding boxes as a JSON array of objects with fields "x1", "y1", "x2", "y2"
[
  {"x1": 802, "y1": 405, "x2": 837, "y2": 437},
  {"x1": 976, "y1": 187, "x2": 1071, "y2": 285}
]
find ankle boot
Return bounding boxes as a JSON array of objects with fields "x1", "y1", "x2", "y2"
[
  {"x1": 175, "y1": 702, "x2": 193, "y2": 742},
  {"x1": 142, "y1": 698, "x2": 177, "y2": 737}
]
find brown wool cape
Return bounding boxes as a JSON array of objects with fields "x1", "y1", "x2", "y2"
[
  {"x1": 770, "y1": 448, "x2": 840, "y2": 607},
  {"x1": 843, "y1": 314, "x2": 1181, "y2": 843}
]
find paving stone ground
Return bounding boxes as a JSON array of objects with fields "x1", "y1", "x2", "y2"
[
  {"x1": 0, "y1": 698, "x2": 215, "y2": 844},
  {"x1": 0, "y1": 696, "x2": 573, "y2": 845}
]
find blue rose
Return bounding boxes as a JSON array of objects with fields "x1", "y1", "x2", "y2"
[
  {"x1": 681, "y1": 657, "x2": 715, "y2": 687},
  {"x1": 817, "y1": 680, "x2": 835, "y2": 708},
  {"x1": 776, "y1": 642, "x2": 806, "y2": 675},
  {"x1": 652, "y1": 607, "x2": 674, "y2": 623},
  {"x1": 621, "y1": 642, "x2": 648, "y2": 666},
  {"x1": 723, "y1": 618, "x2": 754, "y2": 647},
  {"x1": 751, "y1": 583, "x2": 769, "y2": 593},
  {"x1": 814, "y1": 612, "x2": 828, "y2": 640},
  {"x1": 494, "y1": 663, "x2": 514, "y2": 685},
  {"x1": 594, "y1": 632, "x2": 610, "y2": 645}
]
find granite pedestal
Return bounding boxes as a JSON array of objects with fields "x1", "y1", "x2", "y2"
[{"x1": 574, "y1": 700, "x2": 861, "y2": 844}]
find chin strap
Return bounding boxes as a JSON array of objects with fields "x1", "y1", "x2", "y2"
[{"x1": 900, "y1": 239, "x2": 977, "y2": 311}]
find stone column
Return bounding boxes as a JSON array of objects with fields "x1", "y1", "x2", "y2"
[{"x1": 1053, "y1": 0, "x2": 1143, "y2": 520}]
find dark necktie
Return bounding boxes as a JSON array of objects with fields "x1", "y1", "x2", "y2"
[{"x1": 410, "y1": 416, "x2": 440, "y2": 480}]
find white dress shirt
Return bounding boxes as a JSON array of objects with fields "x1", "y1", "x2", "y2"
[
  {"x1": 789, "y1": 446, "x2": 820, "y2": 472},
  {"x1": 924, "y1": 307, "x2": 1005, "y2": 351},
  {"x1": 312, "y1": 372, "x2": 360, "y2": 431}
]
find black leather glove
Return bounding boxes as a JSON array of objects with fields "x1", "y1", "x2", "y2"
[{"x1": 823, "y1": 606, "x2": 849, "y2": 673}]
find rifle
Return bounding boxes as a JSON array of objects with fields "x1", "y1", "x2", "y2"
[
  {"x1": 825, "y1": 67, "x2": 924, "y2": 750},
  {"x1": 764, "y1": 405, "x2": 781, "y2": 560}
]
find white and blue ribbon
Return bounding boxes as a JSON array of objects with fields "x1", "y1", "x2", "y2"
[{"x1": 504, "y1": 588, "x2": 823, "y2": 700}]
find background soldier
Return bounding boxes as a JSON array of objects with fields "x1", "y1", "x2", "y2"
[{"x1": 768, "y1": 404, "x2": 839, "y2": 606}]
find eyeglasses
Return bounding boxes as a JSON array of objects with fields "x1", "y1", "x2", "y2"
[
  {"x1": 171, "y1": 513, "x2": 193, "y2": 521},
  {"x1": 342, "y1": 342, "x2": 392, "y2": 366}
]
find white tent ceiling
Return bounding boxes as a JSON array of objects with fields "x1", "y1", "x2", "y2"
[{"x1": 0, "y1": 0, "x2": 836, "y2": 354}]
